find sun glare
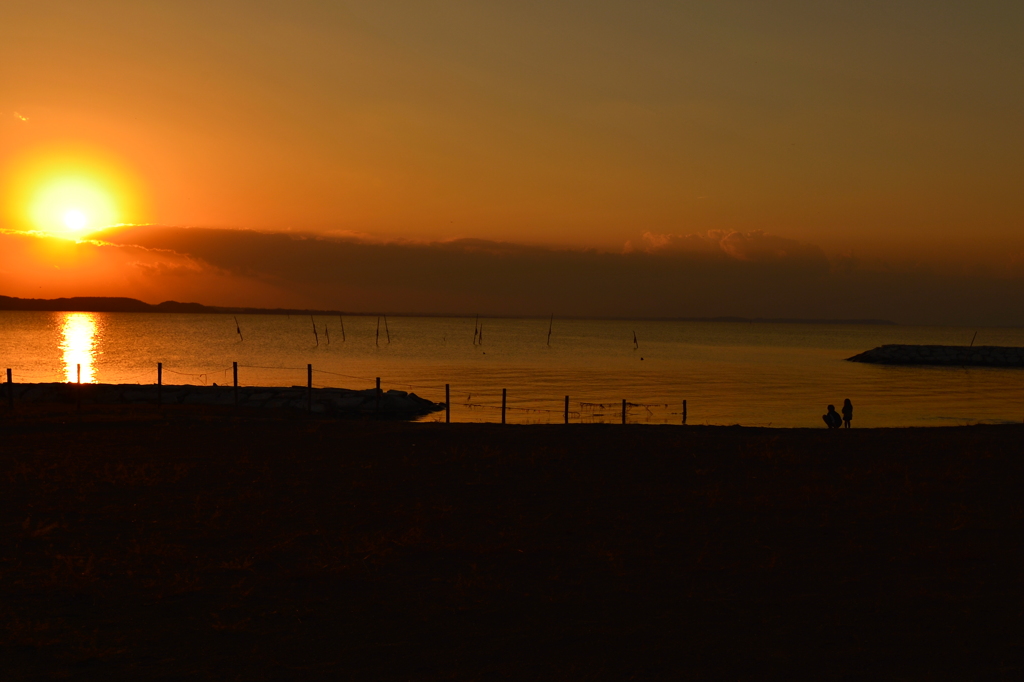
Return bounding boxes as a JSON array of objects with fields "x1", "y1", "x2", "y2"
[
  {"x1": 3, "y1": 147, "x2": 143, "y2": 238},
  {"x1": 29, "y1": 177, "x2": 118, "y2": 236}
]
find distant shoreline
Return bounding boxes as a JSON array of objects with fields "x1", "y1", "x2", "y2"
[{"x1": 0, "y1": 295, "x2": 895, "y2": 325}]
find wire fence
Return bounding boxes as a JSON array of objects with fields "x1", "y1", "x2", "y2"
[{"x1": 0, "y1": 361, "x2": 690, "y2": 424}]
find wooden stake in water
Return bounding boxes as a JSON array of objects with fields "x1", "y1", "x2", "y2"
[
  {"x1": 384, "y1": 315, "x2": 391, "y2": 344},
  {"x1": 307, "y1": 364, "x2": 313, "y2": 413},
  {"x1": 501, "y1": 389, "x2": 507, "y2": 424},
  {"x1": 311, "y1": 315, "x2": 319, "y2": 346},
  {"x1": 233, "y1": 362, "x2": 238, "y2": 406},
  {"x1": 445, "y1": 384, "x2": 451, "y2": 424},
  {"x1": 325, "y1": 326, "x2": 330, "y2": 345},
  {"x1": 621, "y1": 399, "x2": 627, "y2": 424},
  {"x1": 234, "y1": 316, "x2": 243, "y2": 342},
  {"x1": 157, "y1": 362, "x2": 162, "y2": 407},
  {"x1": 339, "y1": 315, "x2": 346, "y2": 342},
  {"x1": 376, "y1": 317, "x2": 380, "y2": 347},
  {"x1": 473, "y1": 314, "x2": 479, "y2": 345},
  {"x1": 683, "y1": 399, "x2": 687, "y2": 425},
  {"x1": 633, "y1": 331, "x2": 638, "y2": 350},
  {"x1": 564, "y1": 395, "x2": 569, "y2": 424},
  {"x1": 547, "y1": 314, "x2": 553, "y2": 346},
  {"x1": 7, "y1": 368, "x2": 12, "y2": 410}
]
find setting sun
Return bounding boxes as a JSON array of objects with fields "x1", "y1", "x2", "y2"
[
  {"x1": 28, "y1": 176, "x2": 118, "y2": 236},
  {"x1": 63, "y1": 209, "x2": 88, "y2": 232},
  {"x1": 2, "y1": 146, "x2": 143, "y2": 238}
]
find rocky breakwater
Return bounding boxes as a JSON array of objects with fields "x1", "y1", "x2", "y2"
[
  {"x1": 5, "y1": 382, "x2": 444, "y2": 418},
  {"x1": 847, "y1": 344, "x2": 1024, "y2": 367}
]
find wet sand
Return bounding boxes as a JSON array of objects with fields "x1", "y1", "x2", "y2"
[{"x1": 3, "y1": 405, "x2": 1023, "y2": 679}]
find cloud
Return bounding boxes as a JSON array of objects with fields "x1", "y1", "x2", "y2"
[
  {"x1": 638, "y1": 230, "x2": 829, "y2": 270},
  {"x1": 0, "y1": 229, "x2": 285, "y2": 307},
  {"x1": 75, "y1": 224, "x2": 1024, "y2": 326}
]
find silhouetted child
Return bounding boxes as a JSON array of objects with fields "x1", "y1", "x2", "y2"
[
  {"x1": 823, "y1": 404, "x2": 842, "y2": 429},
  {"x1": 841, "y1": 399, "x2": 853, "y2": 428}
]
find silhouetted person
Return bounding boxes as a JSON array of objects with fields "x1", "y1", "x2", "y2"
[
  {"x1": 841, "y1": 399, "x2": 853, "y2": 428},
  {"x1": 823, "y1": 404, "x2": 842, "y2": 429}
]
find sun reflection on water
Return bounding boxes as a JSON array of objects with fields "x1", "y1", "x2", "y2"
[{"x1": 60, "y1": 312, "x2": 98, "y2": 383}]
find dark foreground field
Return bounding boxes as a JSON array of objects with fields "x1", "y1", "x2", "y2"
[{"x1": 2, "y1": 406, "x2": 1023, "y2": 680}]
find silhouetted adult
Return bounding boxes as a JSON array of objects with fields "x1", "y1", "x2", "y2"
[
  {"x1": 823, "y1": 404, "x2": 842, "y2": 429},
  {"x1": 841, "y1": 399, "x2": 853, "y2": 429}
]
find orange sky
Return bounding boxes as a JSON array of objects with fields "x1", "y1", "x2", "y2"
[{"x1": 1, "y1": 2, "x2": 1023, "y2": 322}]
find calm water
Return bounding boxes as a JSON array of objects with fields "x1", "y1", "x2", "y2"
[{"x1": 1, "y1": 311, "x2": 1023, "y2": 427}]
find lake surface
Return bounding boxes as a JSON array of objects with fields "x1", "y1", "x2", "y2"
[{"x1": 1, "y1": 311, "x2": 1022, "y2": 427}]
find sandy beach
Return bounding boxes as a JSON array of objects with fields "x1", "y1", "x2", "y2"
[{"x1": 3, "y1": 404, "x2": 1023, "y2": 679}]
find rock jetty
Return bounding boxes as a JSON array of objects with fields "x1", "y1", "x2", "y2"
[
  {"x1": 847, "y1": 344, "x2": 1024, "y2": 367},
  {"x1": 4, "y1": 382, "x2": 444, "y2": 417}
]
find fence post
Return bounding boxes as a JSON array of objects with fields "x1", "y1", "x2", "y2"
[
  {"x1": 375, "y1": 377, "x2": 381, "y2": 417},
  {"x1": 501, "y1": 389, "x2": 507, "y2": 424},
  {"x1": 6, "y1": 368, "x2": 12, "y2": 410},
  {"x1": 564, "y1": 395, "x2": 569, "y2": 424},
  {"x1": 621, "y1": 399, "x2": 626, "y2": 425},
  {"x1": 445, "y1": 384, "x2": 450, "y2": 424},
  {"x1": 233, "y1": 362, "x2": 238, "y2": 407},
  {"x1": 683, "y1": 399, "x2": 687, "y2": 425},
  {"x1": 157, "y1": 362, "x2": 162, "y2": 407},
  {"x1": 307, "y1": 364, "x2": 312, "y2": 413}
]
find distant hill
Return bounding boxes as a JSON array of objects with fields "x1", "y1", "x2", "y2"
[
  {"x1": 0, "y1": 296, "x2": 343, "y2": 316},
  {"x1": 0, "y1": 296, "x2": 896, "y2": 324}
]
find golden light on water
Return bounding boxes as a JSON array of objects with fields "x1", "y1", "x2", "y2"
[{"x1": 60, "y1": 312, "x2": 98, "y2": 383}]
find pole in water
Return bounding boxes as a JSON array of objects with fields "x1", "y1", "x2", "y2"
[
  {"x1": 683, "y1": 399, "x2": 687, "y2": 425},
  {"x1": 233, "y1": 362, "x2": 239, "y2": 406},
  {"x1": 384, "y1": 315, "x2": 391, "y2": 344},
  {"x1": 564, "y1": 395, "x2": 569, "y2": 424},
  {"x1": 501, "y1": 388, "x2": 507, "y2": 424},
  {"x1": 376, "y1": 317, "x2": 380, "y2": 347},
  {"x1": 633, "y1": 331, "x2": 638, "y2": 350},
  {"x1": 621, "y1": 399, "x2": 626, "y2": 424},
  {"x1": 325, "y1": 326, "x2": 330, "y2": 345},
  {"x1": 307, "y1": 364, "x2": 312, "y2": 413},
  {"x1": 7, "y1": 368, "x2": 13, "y2": 410},
  {"x1": 234, "y1": 316, "x2": 243, "y2": 341},
  {"x1": 445, "y1": 384, "x2": 451, "y2": 424},
  {"x1": 157, "y1": 362, "x2": 162, "y2": 407},
  {"x1": 473, "y1": 314, "x2": 479, "y2": 345},
  {"x1": 375, "y1": 377, "x2": 381, "y2": 416},
  {"x1": 969, "y1": 331, "x2": 978, "y2": 348},
  {"x1": 311, "y1": 315, "x2": 319, "y2": 346},
  {"x1": 547, "y1": 314, "x2": 553, "y2": 347},
  {"x1": 77, "y1": 364, "x2": 81, "y2": 384},
  {"x1": 339, "y1": 314, "x2": 346, "y2": 342}
]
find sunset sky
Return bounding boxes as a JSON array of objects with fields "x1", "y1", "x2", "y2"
[{"x1": 2, "y1": 1, "x2": 1023, "y2": 324}]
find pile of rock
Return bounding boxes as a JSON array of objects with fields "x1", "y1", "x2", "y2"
[
  {"x1": 5, "y1": 383, "x2": 444, "y2": 418},
  {"x1": 847, "y1": 345, "x2": 1024, "y2": 367}
]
